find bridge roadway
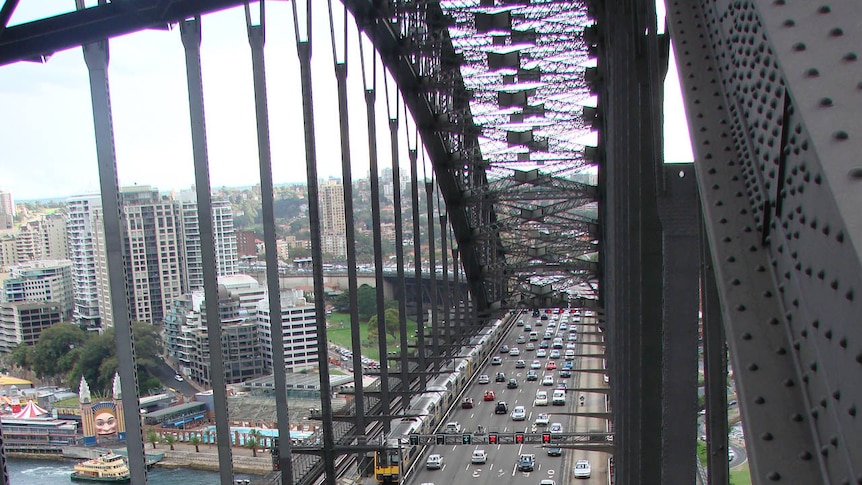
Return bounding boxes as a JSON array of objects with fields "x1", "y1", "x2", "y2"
[{"x1": 405, "y1": 313, "x2": 610, "y2": 485}]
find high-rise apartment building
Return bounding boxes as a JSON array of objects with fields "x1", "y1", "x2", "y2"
[
  {"x1": 0, "y1": 302, "x2": 62, "y2": 353},
  {"x1": 3, "y1": 259, "x2": 74, "y2": 320},
  {"x1": 236, "y1": 230, "x2": 257, "y2": 258},
  {"x1": 0, "y1": 191, "x2": 14, "y2": 230},
  {"x1": 66, "y1": 195, "x2": 103, "y2": 331},
  {"x1": 257, "y1": 289, "x2": 318, "y2": 372},
  {"x1": 0, "y1": 233, "x2": 18, "y2": 269},
  {"x1": 14, "y1": 213, "x2": 68, "y2": 262},
  {"x1": 176, "y1": 190, "x2": 238, "y2": 291},
  {"x1": 319, "y1": 179, "x2": 346, "y2": 257}
]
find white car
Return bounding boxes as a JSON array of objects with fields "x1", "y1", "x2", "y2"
[
  {"x1": 550, "y1": 422, "x2": 563, "y2": 434},
  {"x1": 509, "y1": 347, "x2": 520, "y2": 356},
  {"x1": 574, "y1": 459, "x2": 591, "y2": 478},
  {"x1": 510, "y1": 405, "x2": 526, "y2": 421},
  {"x1": 471, "y1": 449, "x2": 488, "y2": 464},
  {"x1": 540, "y1": 481, "x2": 556, "y2": 485},
  {"x1": 536, "y1": 349, "x2": 547, "y2": 358},
  {"x1": 426, "y1": 454, "x2": 443, "y2": 469},
  {"x1": 531, "y1": 360, "x2": 542, "y2": 369},
  {"x1": 534, "y1": 391, "x2": 549, "y2": 406},
  {"x1": 174, "y1": 374, "x2": 184, "y2": 382},
  {"x1": 542, "y1": 375, "x2": 555, "y2": 386},
  {"x1": 443, "y1": 422, "x2": 461, "y2": 434},
  {"x1": 535, "y1": 413, "x2": 550, "y2": 426},
  {"x1": 549, "y1": 349, "x2": 561, "y2": 359},
  {"x1": 477, "y1": 374, "x2": 490, "y2": 384}
]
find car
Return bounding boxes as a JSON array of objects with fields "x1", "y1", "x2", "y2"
[
  {"x1": 477, "y1": 374, "x2": 490, "y2": 384},
  {"x1": 461, "y1": 397, "x2": 474, "y2": 409},
  {"x1": 543, "y1": 333, "x2": 553, "y2": 340},
  {"x1": 174, "y1": 374, "x2": 184, "y2": 382},
  {"x1": 549, "y1": 350, "x2": 561, "y2": 359},
  {"x1": 509, "y1": 347, "x2": 520, "y2": 356},
  {"x1": 515, "y1": 359, "x2": 526, "y2": 368},
  {"x1": 546, "y1": 361, "x2": 557, "y2": 370},
  {"x1": 560, "y1": 369, "x2": 572, "y2": 378},
  {"x1": 500, "y1": 345, "x2": 509, "y2": 354},
  {"x1": 536, "y1": 349, "x2": 547, "y2": 358},
  {"x1": 566, "y1": 342, "x2": 576, "y2": 350},
  {"x1": 426, "y1": 454, "x2": 443, "y2": 469},
  {"x1": 568, "y1": 333, "x2": 577, "y2": 341},
  {"x1": 573, "y1": 460, "x2": 591, "y2": 478},
  {"x1": 524, "y1": 324, "x2": 532, "y2": 332},
  {"x1": 484, "y1": 390, "x2": 496, "y2": 401},
  {"x1": 540, "y1": 480, "x2": 556, "y2": 485},
  {"x1": 562, "y1": 361, "x2": 574, "y2": 370},
  {"x1": 531, "y1": 360, "x2": 542, "y2": 369},
  {"x1": 547, "y1": 447, "x2": 562, "y2": 456},
  {"x1": 535, "y1": 413, "x2": 550, "y2": 426},
  {"x1": 517, "y1": 319, "x2": 525, "y2": 326},
  {"x1": 491, "y1": 356, "x2": 503, "y2": 365},
  {"x1": 471, "y1": 449, "x2": 488, "y2": 464},
  {"x1": 507, "y1": 378, "x2": 519, "y2": 389},
  {"x1": 443, "y1": 422, "x2": 462, "y2": 434},
  {"x1": 534, "y1": 391, "x2": 549, "y2": 406},
  {"x1": 729, "y1": 448, "x2": 736, "y2": 461},
  {"x1": 495, "y1": 401, "x2": 508, "y2": 414},
  {"x1": 542, "y1": 375, "x2": 555, "y2": 386},
  {"x1": 529, "y1": 331, "x2": 539, "y2": 341},
  {"x1": 539, "y1": 341, "x2": 550, "y2": 349},
  {"x1": 559, "y1": 323, "x2": 567, "y2": 331},
  {"x1": 550, "y1": 422, "x2": 563, "y2": 434},
  {"x1": 495, "y1": 372, "x2": 507, "y2": 382},
  {"x1": 511, "y1": 405, "x2": 526, "y2": 420},
  {"x1": 525, "y1": 342, "x2": 535, "y2": 351},
  {"x1": 526, "y1": 370, "x2": 538, "y2": 381},
  {"x1": 516, "y1": 335, "x2": 526, "y2": 344},
  {"x1": 517, "y1": 453, "x2": 535, "y2": 472},
  {"x1": 556, "y1": 381, "x2": 568, "y2": 391}
]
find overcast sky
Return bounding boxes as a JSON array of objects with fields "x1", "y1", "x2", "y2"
[{"x1": 0, "y1": 3, "x2": 692, "y2": 201}]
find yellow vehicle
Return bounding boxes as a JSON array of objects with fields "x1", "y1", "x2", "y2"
[{"x1": 374, "y1": 443, "x2": 402, "y2": 483}]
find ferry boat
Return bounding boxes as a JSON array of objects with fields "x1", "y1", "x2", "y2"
[{"x1": 70, "y1": 452, "x2": 131, "y2": 483}]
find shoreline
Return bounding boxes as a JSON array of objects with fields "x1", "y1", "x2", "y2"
[{"x1": 7, "y1": 449, "x2": 272, "y2": 476}]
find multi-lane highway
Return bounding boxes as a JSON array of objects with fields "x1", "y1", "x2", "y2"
[{"x1": 409, "y1": 311, "x2": 610, "y2": 485}]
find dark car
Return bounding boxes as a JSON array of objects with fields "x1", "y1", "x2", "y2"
[
  {"x1": 526, "y1": 370, "x2": 539, "y2": 381},
  {"x1": 495, "y1": 401, "x2": 508, "y2": 414},
  {"x1": 547, "y1": 447, "x2": 563, "y2": 457},
  {"x1": 518, "y1": 453, "x2": 535, "y2": 471},
  {"x1": 507, "y1": 378, "x2": 519, "y2": 389},
  {"x1": 495, "y1": 372, "x2": 507, "y2": 382},
  {"x1": 560, "y1": 369, "x2": 572, "y2": 378},
  {"x1": 461, "y1": 397, "x2": 474, "y2": 409}
]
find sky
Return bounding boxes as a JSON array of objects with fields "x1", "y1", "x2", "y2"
[{"x1": 0, "y1": 2, "x2": 692, "y2": 201}]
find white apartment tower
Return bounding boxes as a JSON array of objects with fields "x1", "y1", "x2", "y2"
[
  {"x1": 176, "y1": 190, "x2": 238, "y2": 291},
  {"x1": 319, "y1": 179, "x2": 346, "y2": 257},
  {"x1": 257, "y1": 289, "x2": 319, "y2": 372},
  {"x1": 67, "y1": 195, "x2": 103, "y2": 331}
]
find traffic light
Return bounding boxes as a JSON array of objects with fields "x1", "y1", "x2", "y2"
[
  {"x1": 436, "y1": 434, "x2": 445, "y2": 445},
  {"x1": 488, "y1": 433, "x2": 498, "y2": 444},
  {"x1": 542, "y1": 433, "x2": 551, "y2": 443},
  {"x1": 409, "y1": 434, "x2": 419, "y2": 446},
  {"x1": 515, "y1": 433, "x2": 524, "y2": 444},
  {"x1": 462, "y1": 434, "x2": 472, "y2": 445}
]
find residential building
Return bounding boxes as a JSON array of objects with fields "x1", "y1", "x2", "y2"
[
  {"x1": 3, "y1": 260, "x2": 74, "y2": 320},
  {"x1": 236, "y1": 230, "x2": 258, "y2": 258},
  {"x1": 176, "y1": 190, "x2": 239, "y2": 291},
  {"x1": 319, "y1": 179, "x2": 346, "y2": 257},
  {"x1": 0, "y1": 302, "x2": 63, "y2": 353},
  {"x1": 0, "y1": 191, "x2": 13, "y2": 230},
  {"x1": 66, "y1": 195, "x2": 102, "y2": 331},
  {"x1": 257, "y1": 289, "x2": 318, "y2": 372},
  {"x1": 14, "y1": 213, "x2": 68, "y2": 262},
  {"x1": 0, "y1": 233, "x2": 18, "y2": 270}
]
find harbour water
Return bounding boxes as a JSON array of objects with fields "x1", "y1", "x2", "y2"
[{"x1": 7, "y1": 457, "x2": 255, "y2": 484}]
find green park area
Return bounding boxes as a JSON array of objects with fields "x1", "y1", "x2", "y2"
[{"x1": 326, "y1": 312, "x2": 419, "y2": 363}]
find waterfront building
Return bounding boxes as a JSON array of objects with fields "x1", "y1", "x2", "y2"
[
  {"x1": 3, "y1": 259, "x2": 74, "y2": 320},
  {"x1": 66, "y1": 195, "x2": 102, "y2": 331},
  {"x1": 257, "y1": 289, "x2": 318, "y2": 372},
  {"x1": 0, "y1": 301, "x2": 63, "y2": 353}
]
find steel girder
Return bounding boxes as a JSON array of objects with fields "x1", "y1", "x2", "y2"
[{"x1": 667, "y1": 0, "x2": 862, "y2": 482}]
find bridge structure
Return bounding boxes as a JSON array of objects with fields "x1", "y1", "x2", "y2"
[{"x1": 1, "y1": 1, "x2": 860, "y2": 484}]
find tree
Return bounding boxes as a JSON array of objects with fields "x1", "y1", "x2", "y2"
[
  {"x1": 356, "y1": 285, "x2": 377, "y2": 319},
  {"x1": 366, "y1": 325, "x2": 379, "y2": 345},
  {"x1": 30, "y1": 323, "x2": 88, "y2": 379},
  {"x1": 9, "y1": 344, "x2": 31, "y2": 368},
  {"x1": 147, "y1": 430, "x2": 159, "y2": 449},
  {"x1": 245, "y1": 430, "x2": 262, "y2": 457},
  {"x1": 189, "y1": 435, "x2": 202, "y2": 453},
  {"x1": 162, "y1": 434, "x2": 176, "y2": 451},
  {"x1": 367, "y1": 308, "x2": 401, "y2": 342}
]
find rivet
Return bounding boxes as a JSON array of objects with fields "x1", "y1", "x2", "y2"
[
  {"x1": 818, "y1": 5, "x2": 831, "y2": 13},
  {"x1": 820, "y1": 97, "x2": 834, "y2": 107},
  {"x1": 856, "y1": 352, "x2": 862, "y2": 364},
  {"x1": 833, "y1": 390, "x2": 841, "y2": 400},
  {"x1": 776, "y1": 347, "x2": 787, "y2": 355},
  {"x1": 784, "y1": 378, "x2": 794, "y2": 387},
  {"x1": 791, "y1": 413, "x2": 803, "y2": 422},
  {"x1": 830, "y1": 27, "x2": 844, "y2": 37},
  {"x1": 742, "y1": 332, "x2": 752, "y2": 340},
  {"x1": 762, "y1": 432, "x2": 774, "y2": 441},
  {"x1": 768, "y1": 471, "x2": 781, "y2": 481},
  {"x1": 835, "y1": 131, "x2": 850, "y2": 140},
  {"x1": 732, "y1": 278, "x2": 741, "y2": 286},
  {"x1": 844, "y1": 52, "x2": 858, "y2": 62},
  {"x1": 783, "y1": 19, "x2": 795, "y2": 27},
  {"x1": 811, "y1": 361, "x2": 818, "y2": 371},
  {"x1": 727, "y1": 256, "x2": 736, "y2": 263},
  {"x1": 805, "y1": 68, "x2": 820, "y2": 77},
  {"x1": 812, "y1": 320, "x2": 820, "y2": 328},
  {"x1": 831, "y1": 436, "x2": 839, "y2": 447},
  {"x1": 763, "y1": 290, "x2": 773, "y2": 298},
  {"x1": 825, "y1": 329, "x2": 832, "y2": 339},
  {"x1": 821, "y1": 445, "x2": 829, "y2": 456},
  {"x1": 799, "y1": 450, "x2": 812, "y2": 460},
  {"x1": 839, "y1": 338, "x2": 847, "y2": 348},
  {"x1": 748, "y1": 363, "x2": 759, "y2": 371},
  {"x1": 848, "y1": 168, "x2": 862, "y2": 179},
  {"x1": 821, "y1": 398, "x2": 828, "y2": 408},
  {"x1": 737, "y1": 304, "x2": 747, "y2": 312},
  {"x1": 848, "y1": 406, "x2": 856, "y2": 417},
  {"x1": 769, "y1": 317, "x2": 779, "y2": 325},
  {"x1": 793, "y1": 43, "x2": 806, "y2": 52},
  {"x1": 755, "y1": 396, "x2": 765, "y2": 404}
]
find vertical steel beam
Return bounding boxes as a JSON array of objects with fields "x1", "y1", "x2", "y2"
[
  {"x1": 0, "y1": 423, "x2": 7, "y2": 485},
  {"x1": 439, "y1": 214, "x2": 451, "y2": 355},
  {"x1": 290, "y1": 0, "x2": 337, "y2": 475},
  {"x1": 244, "y1": 7, "x2": 294, "y2": 482},
  {"x1": 179, "y1": 17, "x2": 233, "y2": 485},
  {"x1": 81, "y1": 26, "x2": 148, "y2": 484},
  {"x1": 425, "y1": 181, "x2": 440, "y2": 370},
  {"x1": 409, "y1": 148, "x2": 425, "y2": 386},
  {"x1": 386, "y1": 112, "x2": 411, "y2": 408},
  {"x1": 659, "y1": 164, "x2": 700, "y2": 484},
  {"x1": 701, "y1": 214, "x2": 729, "y2": 485},
  {"x1": 364, "y1": 83, "x2": 391, "y2": 433}
]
